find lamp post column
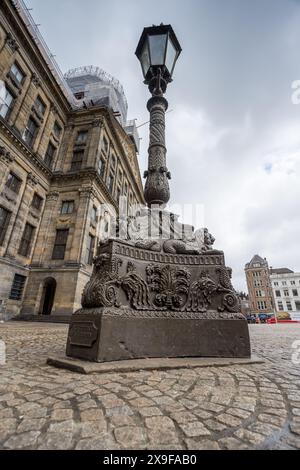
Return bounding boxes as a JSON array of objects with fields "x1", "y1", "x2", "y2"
[{"x1": 144, "y1": 78, "x2": 171, "y2": 208}]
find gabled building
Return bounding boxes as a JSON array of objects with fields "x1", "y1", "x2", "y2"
[
  {"x1": 245, "y1": 255, "x2": 274, "y2": 316},
  {"x1": 0, "y1": 0, "x2": 144, "y2": 321}
]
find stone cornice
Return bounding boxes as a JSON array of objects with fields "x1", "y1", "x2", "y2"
[
  {"x1": 51, "y1": 168, "x2": 118, "y2": 211},
  {"x1": 68, "y1": 106, "x2": 145, "y2": 203},
  {"x1": 0, "y1": 118, "x2": 52, "y2": 178}
]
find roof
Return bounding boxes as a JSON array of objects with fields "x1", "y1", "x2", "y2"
[
  {"x1": 245, "y1": 254, "x2": 268, "y2": 269},
  {"x1": 270, "y1": 268, "x2": 294, "y2": 275}
]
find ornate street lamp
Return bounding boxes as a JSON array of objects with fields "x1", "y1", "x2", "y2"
[{"x1": 135, "y1": 24, "x2": 182, "y2": 207}]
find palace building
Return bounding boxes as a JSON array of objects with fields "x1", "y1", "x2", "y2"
[{"x1": 0, "y1": 0, "x2": 144, "y2": 321}]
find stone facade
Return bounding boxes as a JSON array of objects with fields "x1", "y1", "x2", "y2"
[
  {"x1": 245, "y1": 255, "x2": 275, "y2": 316},
  {"x1": 0, "y1": 0, "x2": 144, "y2": 320},
  {"x1": 270, "y1": 269, "x2": 300, "y2": 320}
]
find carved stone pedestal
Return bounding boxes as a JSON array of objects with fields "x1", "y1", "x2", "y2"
[
  {"x1": 66, "y1": 239, "x2": 251, "y2": 362},
  {"x1": 66, "y1": 309, "x2": 250, "y2": 362}
]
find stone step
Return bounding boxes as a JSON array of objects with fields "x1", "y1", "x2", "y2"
[{"x1": 13, "y1": 314, "x2": 71, "y2": 324}]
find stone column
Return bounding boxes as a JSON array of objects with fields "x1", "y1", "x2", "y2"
[
  {"x1": 69, "y1": 188, "x2": 96, "y2": 264},
  {"x1": 144, "y1": 95, "x2": 171, "y2": 207},
  {"x1": 4, "y1": 173, "x2": 38, "y2": 259},
  {"x1": 86, "y1": 118, "x2": 104, "y2": 168},
  {"x1": 0, "y1": 146, "x2": 15, "y2": 193},
  {"x1": 32, "y1": 191, "x2": 60, "y2": 265}
]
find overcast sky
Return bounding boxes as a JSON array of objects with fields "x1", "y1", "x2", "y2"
[{"x1": 27, "y1": 0, "x2": 300, "y2": 290}]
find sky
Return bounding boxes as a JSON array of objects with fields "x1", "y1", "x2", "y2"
[{"x1": 26, "y1": 0, "x2": 300, "y2": 291}]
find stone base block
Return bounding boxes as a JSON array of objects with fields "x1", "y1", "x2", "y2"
[{"x1": 66, "y1": 309, "x2": 251, "y2": 362}]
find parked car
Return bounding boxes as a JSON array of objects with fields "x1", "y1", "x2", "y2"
[{"x1": 247, "y1": 315, "x2": 256, "y2": 324}]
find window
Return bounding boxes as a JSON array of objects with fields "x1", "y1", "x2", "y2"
[
  {"x1": 52, "y1": 229, "x2": 69, "y2": 260},
  {"x1": 291, "y1": 281, "x2": 296, "y2": 286},
  {"x1": 18, "y1": 223, "x2": 35, "y2": 257},
  {"x1": 116, "y1": 186, "x2": 121, "y2": 203},
  {"x1": 76, "y1": 130, "x2": 88, "y2": 145},
  {"x1": 286, "y1": 301, "x2": 293, "y2": 311},
  {"x1": 5, "y1": 173, "x2": 21, "y2": 194},
  {"x1": 74, "y1": 91, "x2": 84, "y2": 100},
  {"x1": 34, "y1": 96, "x2": 46, "y2": 116},
  {"x1": 61, "y1": 201, "x2": 74, "y2": 215},
  {"x1": 274, "y1": 282, "x2": 279, "y2": 286},
  {"x1": 108, "y1": 173, "x2": 114, "y2": 194},
  {"x1": 98, "y1": 158, "x2": 106, "y2": 179},
  {"x1": 9, "y1": 63, "x2": 25, "y2": 86},
  {"x1": 275, "y1": 290, "x2": 281, "y2": 298},
  {"x1": 53, "y1": 121, "x2": 62, "y2": 139},
  {"x1": 292, "y1": 289, "x2": 298, "y2": 297},
  {"x1": 24, "y1": 117, "x2": 39, "y2": 147},
  {"x1": 111, "y1": 154, "x2": 116, "y2": 170},
  {"x1": 102, "y1": 137, "x2": 109, "y2": 154},
  {"x1": 282, "y1": 281, "x2": 287, "y2": 286},
  {"x1": 296, "y1": 301, "x2": 300, "y2": 311},
  {"x1": 0, "y1": 206, "x2": 11, "y2": 245},
  {"x1": 257, "y1": 300, "x2": 267, "y2": 310},
  {"x1": 277, "y1": 301, "x2": 284, "y2": 311},
  {"x1": 9, "y1": 274, "x2": 26, "y2": 301},
  {"x1": 71, "y1": 150, "x2": 84, "y2": 171},
  {"x1": 44, "y1": 142, "x2": 56, "y2": 168},
  {"x1": 118, "y1": 170, "x2": 123, "y2": 184},
  {"x1": 0, "y1": 86, "x2": 15, "y2": 120},
  {"x1": 86, "y1": 234, "x2": 95, "y2": 265},
  {"x1": 91, "y1": 206, "x2": 97, "y2": 223},
  {"x1": 284, "y1": 289, "x2": 289, "y2": 297},
  {"x1": 31, "y1": 193, "x2": 43, "y2": 211}
]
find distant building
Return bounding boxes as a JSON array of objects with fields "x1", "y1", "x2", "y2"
[
  {"x1": 270, "y1": 268, "x2": 300, "y2": 321},
  {"x1": 245, "y1": 255, "x2": 274, "y2": 316},
  {"x1": 237, "y1": 292, "x2": 250, "y2": 317}
]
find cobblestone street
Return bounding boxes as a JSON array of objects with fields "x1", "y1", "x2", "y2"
[{"x1": 0, "y1": 322, "x2": 299, "y2": 450}]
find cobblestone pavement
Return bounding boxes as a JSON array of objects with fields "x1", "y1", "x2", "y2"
[{"x1": 0, "y1": 322, "x2": 299, "y2": 450}]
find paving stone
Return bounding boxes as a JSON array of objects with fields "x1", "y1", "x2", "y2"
[
  {"x1": 171, "y1": 411, "x2": 197, "y2": 424},
  {"x1": 179, "y1": 421, "x2": 211, "y2": 437},
  {"x1": 145, "y1": 416, "x2": 179, "y2": 444},
  {"x1": 217, "y1": 413, "x2": 242, "y2": 427},
  {"x1": 138, "y1": 407, "x2": 163, "y2": 417},
  {"x1": 37, "y1": 432, "x2": 73, "y2": 450},
  {"x1": 51, "y1": 408, "x2": 73, "y2": 421},
  {"x1": 48, "y1": 420, "x2": 75, "y2": 433},
  {"x1": 4, "y1": 431, "x2": 40, "y2": 449},
  {"x1": 219, "y1": 437, "x2": 249, "y2": 450},
  {"x1": 258, "y1": 414, "x2": 286, "y2": 427},
  {"x1": 205, "y1": 419, "x2": 227, "y2": 432},
  {"x1": 80, "y1": 421, "x2": 107, "y2": 438},
  {"x1": 80, "y1": 408, "x2": 104, "y2": 422},
  {"x1": 17, "y1": 418, "x2": 46, "y2": 433},
  {"x1": 234, "y1": 429, "x2": 265, "y2": 445},
  {"x1": 114, "y1": 426, "x2": 147, "y2": 447},
  {"x1": 185, "y1": 438, "x2": 220, "y2": 450}
]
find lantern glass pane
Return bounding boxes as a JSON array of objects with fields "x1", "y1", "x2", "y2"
[
  {"x1": 140, "y1": 40, "x2": 150, "y2": 77},
  {"x1": 166, "y1": 37, "x2": 177, "y2": 74},
  {"x1": 149, "y1": 34, "x2": 167, "y2": 66}
]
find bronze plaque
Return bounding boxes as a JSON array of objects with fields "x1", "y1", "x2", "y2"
[{"x1": 69, "y1": 321, "x2": 98, "y2": 347}]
